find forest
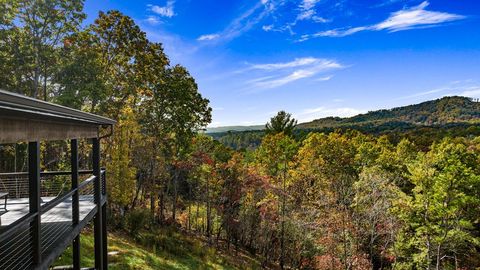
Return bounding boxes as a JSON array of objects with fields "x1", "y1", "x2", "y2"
[{"x1": 1, "y1": 1, "x2": 480, "y2": 269}]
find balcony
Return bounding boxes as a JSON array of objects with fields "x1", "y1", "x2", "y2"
[{"x1": 0, "y1": 90, "x2": 115, "y2": 270}]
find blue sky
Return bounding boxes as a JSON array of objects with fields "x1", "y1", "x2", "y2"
[{"x1": 84, "y1": 0, "x2": 480, "y2": 127}]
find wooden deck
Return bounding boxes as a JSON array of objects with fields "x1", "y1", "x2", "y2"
[{"x1": 0, "y1": 196, "x2": 95, "y2": 226}]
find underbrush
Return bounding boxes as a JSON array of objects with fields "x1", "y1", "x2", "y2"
[{"x1": 53, "y1": 226, "x2": 261, "y2": 270}]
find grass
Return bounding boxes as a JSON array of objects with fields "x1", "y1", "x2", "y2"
[{"x1": 53, "y1": 227, "x2": 262, "y2": 270}]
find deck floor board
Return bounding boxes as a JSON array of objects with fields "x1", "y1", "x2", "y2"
[{"x1": 0, "y1": 196, "x2": 95, "y2": 226}]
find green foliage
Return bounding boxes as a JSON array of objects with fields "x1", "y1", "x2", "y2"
[
  {"x1": 108, "y1": 106, "x2": 140, "y2": 210},
  {"x1": 300, "y1": 96, "x2": 480, "y2": 129},
  {"x1": 255, "y1": 132, "x2": 298, "y2": 178},
  {"x1": 265, "y1": 111, "x2": 297, "y2": 136},
  {"x1": 0, "y1": 0, "x2": 85, "y2": 99},
  {"x1": 393, "y1": 139, "x2": 480, "y2": 269},
  {"x1": 54, "y1": 229, "x2": 260, "y2": 270},
  {"x1": 126, "y1": 208, "x2": 152, "y2": 236},
  {"x1": 2, "y1": 2, "x2": 480, "y2": 269}
]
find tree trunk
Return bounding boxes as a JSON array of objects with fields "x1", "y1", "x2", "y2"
[
  {"x1": 159, "y1": 188, "x2": 165, "y2": 224},
  {"x1": 188, "y1": 203, "x2": 191, "y2": 231},
  {"x1": 206, "y1": 173, "x2": 211, "y2": 244},
  {"x1": 196, "y1": 200, "x2": 200, "y2": 232},
  {"x1": 172, "y1": 170, "x2": 178, "y2": 221},
  {"x1": 150, "y1": 191, "x2": 155, "y2": 218},
  {"x1": 280, "y1": 158, "x2": 287, "y2": 270}
]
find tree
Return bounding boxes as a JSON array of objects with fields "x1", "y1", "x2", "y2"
[
  {"x1": 107, "y1": 104, "x2": 139, "y2": 212},
  {"x1": 265, "y1": 111, "x2": 297, "y2": 136},
  {"x1": 143, "y1": 65, "x2": 212, "y2": 222},
  {"x1": 0, "y1": 0, "x2": 85, "y2": 99},
  {"x1": 56, "y1": 10, "x2": 164, "y2": 115},
  {"x1": 255, "y1": 133, "x2": 298, "y2": 268},
  {"x1": 353, "y1": 166, "x2": 401, "y2": 268},
  {"x1": 393, "y1": 139, "x2": 480, "y2": 269}
]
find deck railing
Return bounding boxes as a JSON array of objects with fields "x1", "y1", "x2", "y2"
[
  {"x1": 0, "y1": 170, "x2": 96, "y2": 199},
  {"x1": 0, "y1": 170, "x2": 105, "y2": 270}
]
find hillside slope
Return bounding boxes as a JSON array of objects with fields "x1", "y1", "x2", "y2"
[
  {"x1": 54, "y1": 229, "x2": 262, "y2": 270},
  {"x1": 299, "y1": 96, "x2": 480, "y2": 129}
]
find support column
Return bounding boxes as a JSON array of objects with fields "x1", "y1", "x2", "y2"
[
  {"x1": 102, "y1": 170, "x2": 108, "y2": 270},
  {"x1": 28, "y1": 141, "x2": 41, "y2": 266},
  {"x1": 93, "y1": 138, "x2": 104, "y2": 270},
  {"x1": 71, "y1": 139, "x2": 80, "y2": 270},
  {"x1": 102, "y1": 203, "x2": 108, "y2": 269}
]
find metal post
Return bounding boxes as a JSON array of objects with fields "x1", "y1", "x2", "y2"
[
  {"x1": 28, "y1": 141, "x2": 41, "y2": 266},
  {"x1": 93, "y1": 138, "x2": 104, "y2": 270},
  {"x1": 102, "y1": 203, "x2": 108, "y2": 269},
  {"x1": 71, "y1": 139, "x2": 80, "y2": 270},
  {"x1": 102, "y1": 170, "x2": 108, "y2": 270}
]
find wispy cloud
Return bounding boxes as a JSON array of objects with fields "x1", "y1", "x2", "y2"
[
  {"x1": 262, "y1": 24, "x2": 274, "y2": 31},
  {"x1": 148, "y1": 1, "x2": 176, "y2": 18},
  {"x1": 245, "y1": 57, "x2": 344, "y2": 89},
  {"x1": 459, "y1": 88, "x2": 480, "y2": 99},
  {"x1": 197, "y1": 0, "x2": 277, "y2": 42},
  {"x1": 372, "y1": 0, "x2": 415, "y2": 8},
  {"x1": 264, "y1": 0, "x2": 328, "y2": 34},
  {"x1": 395, "y1": 80, "x2": 480, "y2": 100},
  {"x1": 250, "y1": 57, "x2": 322, "y2": 70},
  {"x1": 315, "y1": 75, "x2": 333, "y2": 81},
  {"x1": 296, "y1": 0, "x2": 328, "y2": 23},
  {"x1": 299, "y1": 1, "x2": 465, "y2": 41},
  {"x1": 145, "y1": 15, "x2": 161, "y2": 25},
  {"x1": 197, "y1": 34, "x2": 220, "y2": 41}
]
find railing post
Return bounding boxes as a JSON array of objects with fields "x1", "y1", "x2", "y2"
[
  {"x1": 102, "y1": 170, "x2": 108, "y2": 270},
  {"x1": 71, "y1": 139, "x2": 80, "y2": 270},
  {"x1": 28, "y1": 141, "x2": 41, "y2": 266},
  {"x1": 93, "y1": 138, "x2": 104, "y2": 270}
]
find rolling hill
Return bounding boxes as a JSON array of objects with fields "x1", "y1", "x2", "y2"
[
  {"x1": 298, "y1": 96, "x2": 480, "y2": 129},
  {"x1": 208, "y1": 96, "x2": 480, "y2": 134},
  {"x1": 206, "y1": 125, "x2": 265, "y2": 133}
]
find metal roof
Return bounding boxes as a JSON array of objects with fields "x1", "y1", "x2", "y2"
[{"x1": 0, "y1": 89, "x2": 116, "y2": 126}]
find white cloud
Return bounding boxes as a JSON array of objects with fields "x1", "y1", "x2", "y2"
[
  {"x1": 254, "y1": 69, "x2": 318, "y2": 88},
  {"x1": 250, "y1": 57, "x2": 324, "y2": 70},
  {"x1": 459, "y1": 88, "x2": 480, "y2": 99},
  {"x1": 315, "y1": 75, "x2": 333, "y2": 81},
  {"x1": 198, "y1": 0, "x2": 278, "y2": 43},
  {"x1": 300, "y1": 1, "x2": 465, "y2": 40},
  {"x1": 145, "y1": 15, "x2": 161, "y2": 25},
  {"x1": 296, "y1": 0, "x2": 328, "y2": 23},
  {"x1": 374, "y1": 1, "x2": 464, "y2": 32},
  {"x1": 197, "y1": 34, "x2": 220, "y2": 41},
  {"x1": 395, "y1": 80, "x2": 480, "y2": 100},
  {"x1": 300, "y1": 0, "x2": 320, "y2": 11},
  {"x1": 149, "y1": 1, "x2": 175, "y2": 18},
  {"x1": 262, "y1": 24, "x2": 274, "y2": 31},
  {"x1": 246, "y1": 57, "x2": 344, "y2": 89},
  {"x1": 373, "y1": 0, "x2": 410, "y2": 8}
]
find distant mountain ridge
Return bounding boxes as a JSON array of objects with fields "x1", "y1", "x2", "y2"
[
  {"x1": 206, "y1": 125, "x2": 264, "y2": 133},
  {"x1": 298, "y1": 96, "x2": 480, "y2": 129},
  {"x1": 206, "y1": 96, "x2": 480, "y2": 134}
]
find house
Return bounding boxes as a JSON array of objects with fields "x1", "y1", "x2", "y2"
[{"x1": 0, "y1": 89, "x2": 115, "y2": 270}]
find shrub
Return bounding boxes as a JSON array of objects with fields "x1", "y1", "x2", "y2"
[{"x1": 125, "y1": 208, "x2": 151, "y2": 236}]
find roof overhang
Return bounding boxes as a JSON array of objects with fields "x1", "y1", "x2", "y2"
[{"x1": 0, "y1": 89, "x2": 116, "y2": 143}]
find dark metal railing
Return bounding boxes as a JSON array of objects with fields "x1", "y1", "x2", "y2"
[
  {"x1": 0, "y1": 170, "x2": 94, "y2": 199},
  {"x1": 0, "y1": 169, "x2": 105, "y2": 270},
  {"x1": 0, "y1": 220, "x2": 33, "y2": 269}
]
